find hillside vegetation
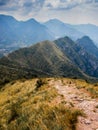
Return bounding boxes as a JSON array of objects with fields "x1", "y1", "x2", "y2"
[
  {"x1": 0, "y1": 40, "x2": 92, "y2": 86},
  {"x1": 0, "y1": 78, "x2": 87, "y2": 130}
]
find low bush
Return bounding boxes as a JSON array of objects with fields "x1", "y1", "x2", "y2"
[{"x1": 35, "y1": 79, "x2": 46, "y2": 89}]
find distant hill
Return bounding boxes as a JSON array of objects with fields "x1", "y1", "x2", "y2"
[
  {"x1": 73, "y1": 24, "x2": 98, "y2": 46},
  {"x1": 0, "y1": 39, "x2": 92, "y2": 85},
  {"x1": 77, "y1": 36, "x2": 98, "y2": 58},
  {"x1": 44, "y1": 19, "x2": 98, "y2": 46},
  {"x1": 44, "y1": 19, "x2": 84, "y2": 40},
  {"x1": 0, "y1": 14, "x2": 54, "y2": 57}
]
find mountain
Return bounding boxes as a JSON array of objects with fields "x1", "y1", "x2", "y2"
[
  {"x1": 1, "y1": 15, "x2": 98, "y2": 58},
  {"x1": 44, "y1": 19, "x2": 84, "y2": 40},
  {"x1": 55, "y1": 36, "x2": 98, "y2": 78},
  {"x1": 0, "y1": 14, "x2": 54, "y2": 57},
  {"x1": 77, "y1": 36, "x2": 98, "y2": 58},
  {"x1": 0, "y1": 40, "x2": 91, "y2": 85},
  {"x1": 73, "y1": 24, "x2": 98, "y2": 46},
  {"x1": 44, "y1": 19, "x2": 98, "y2": 46}
]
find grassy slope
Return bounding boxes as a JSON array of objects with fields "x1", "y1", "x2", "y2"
[
  {"x1": 0, "y1": 40, "x2": 90, "y2": 86},
  {"x1": 73, "y1": 79, "x2": 98, "y2": 98},
  {"x1": 0, "y1": 78, "x2": 86, "y2": 130}
]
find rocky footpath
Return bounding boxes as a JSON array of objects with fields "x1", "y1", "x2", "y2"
[{"x1": 50, "y1": 79, "x2": 98, "y2": 130}]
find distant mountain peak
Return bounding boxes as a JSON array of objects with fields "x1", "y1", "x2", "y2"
[
  {"x1": 44, "y1": 18, "x2": 84, "y2": 40},
  {"x1": 77, "y1": 36, "x2": 98, "y2": 58},
  {"x1": 77, "y1": 36, "x2": 94, "y2": 45},
  {"x1": 47, "y1": 18, "x2": 61, "y2": 21},
  {"x1": 64, "y1": 36, "x2": 73, "y2": 41},
  {"x1": 26, "y1": 18, "x2": 39, "y2": 23},
  {"x1": 80, "y1": 36, "x2": 92, "y2": 40},
  {"x1": 0, "y1": 14, "x2": 17, "y2": 21},
  {"x1": 0, "y1": 14, "x2": 54, "y2": 57},
  {"x1": 45, "y1": 18, "x2": 64, "y2": 24},
  {"x1": 56, "y1": 36, "x2": 75, "y2": 45}
]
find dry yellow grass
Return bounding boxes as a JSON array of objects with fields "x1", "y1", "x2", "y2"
[
  {"x1": 60, "y1": 78, "x2": 98, "y2": 98},
  {"x1": 0, "y1": 78, "x2": 86, "y2": 130},
  {"x1": 74, "y1": 79, "x2": 98, "y2": 98}
]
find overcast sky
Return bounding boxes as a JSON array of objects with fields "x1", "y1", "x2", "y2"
[{"x1": 0, "y1": 0, "x2": 98, "y2": 25}]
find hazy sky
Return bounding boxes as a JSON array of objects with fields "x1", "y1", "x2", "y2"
[{"x1": 0, "y1": 0, "x2": 98, "y2": 25}]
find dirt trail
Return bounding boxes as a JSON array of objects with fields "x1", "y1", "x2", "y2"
[{"x1": 50, "y1": 79, "x2": 98, "y2": 130}]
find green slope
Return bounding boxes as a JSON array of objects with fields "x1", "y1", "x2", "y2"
[{"x1": 0, "y1": 40, "x2": 89, "y2": 85}]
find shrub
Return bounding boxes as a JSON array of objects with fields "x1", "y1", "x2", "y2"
[{"x1": 35, "y1": 79, "x2": 46, "y2": 89}]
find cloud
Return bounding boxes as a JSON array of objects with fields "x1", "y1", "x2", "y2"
[
  {"x1": 0, "y1": 0, "x2": 98, "y2": 25},
  {"x1": 0, "y1": 0, "x2": 96, "y2": 12},
  {"x1": 43, "y1": 0, "x2": 95, "y2": 10},
  {"x1": 0, "y1": 0, "x2": 45, "y2": 12}
]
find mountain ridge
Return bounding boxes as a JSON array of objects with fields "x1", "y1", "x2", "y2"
[
  {"x1": 44, "y1": 19, "x2": 84, "y2": 39},
  {"x1": 1, "y1": 15, "x2": 98, "y2": 57},
  {"x1": 77, "y1": 36, "x2": 98, "y2": 58},
  {"x1": 0, "y1": 37, "x2": 98, "y2": 86}
]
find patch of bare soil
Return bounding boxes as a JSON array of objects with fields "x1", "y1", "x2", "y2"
[{"x1": 49, "y1": 79, "x2": 98, "y2": 130}]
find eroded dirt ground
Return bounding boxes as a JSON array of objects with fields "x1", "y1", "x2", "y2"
[{"x1": 49, "y1": 79, "x2": 98, "y2": 130}]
